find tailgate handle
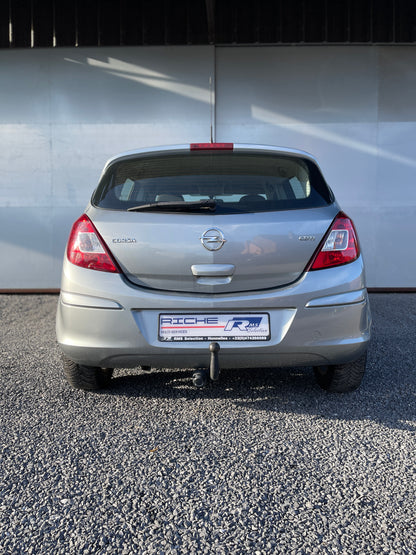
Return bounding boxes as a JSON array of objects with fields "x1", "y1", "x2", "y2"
[{"x1": 191, "y1": 264, "x2": 235, "y2": 277}]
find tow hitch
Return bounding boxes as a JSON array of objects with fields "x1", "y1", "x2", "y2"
[
  {"x1": 192, "y1": 342, "x2": 221, "y2": 388},
  {"x1": 209, "y1": 342, "x2": 220, "y2": 381}
]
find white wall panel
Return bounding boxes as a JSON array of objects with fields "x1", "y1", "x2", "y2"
[
  {"x1": 378, "y1": 47, "x2": 416, "y2": 122},
  {"x1": 0, "y1": 46, "x2": 214, "y2": 288},
  {"x1": 0, "y1": 125, "x2": 52, "y2": 207},
  {"x1": 0, "y1": 44, "x2": 415, "y2": 288},
  {"x1": 216, "y1": 47, "x2": 379, "y2": 125},
  {"x1": 216, "y1": 46, "x2": 416, "y2": 288}
]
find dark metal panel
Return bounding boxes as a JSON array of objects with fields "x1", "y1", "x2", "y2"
[
  {"x1": 235, "y1": 0, "x2": 257, "y2": 44},
  {"x1": 32, "y1": 0, "x2": 53, "y2": 47},
  {"x1": 54, "y1": 0, "x2": 77, "y2": 47},
  {"x1": 165, "y1": 0, "x2": 188, "y2": 45},
  {"x1": 350, "y1": 0, "x2": 372, "y2": 42},
  {"x1": 373, "y1": 0, "x2": 395, "y2": 42},
  {"x1": 395, "y1": 0, "x2": 416, "y2": 42},
  {"x1": 3, "y1": 0, "x2": 416, "y2": 49},
  {"x1": 256, "y1": 0, "x2": 282, "y2": 43},
  {"x1": 77, "y1": 0, "x2": 99, "y2": 47},
  {"x1": 99, "y1": 0, "x2": 121, "y2": 46},
  {"x1": 10, "y1": 0, "x2": 32, "y2": 48},
  {"x1": 327, "y1": 0, "x2": 349, "y2": 43},
  {"x1": 305, "y1": 0, "x2": 326, "y2": 43},
  {"x1": 205, "y1": 0, "x2": 215, "y2": 44},
  {"x1": 281, "y1": 0, "x2": 304, "y2": 43},
  {"x1": 141, "y1": 0, "x2": 164, "y2": 45},
  {"x1": 120, "y1": 0, "x2": 143, "y2": 46},
  {"x1": 215, "y1": 0, "x2": 235, "y2": 44},
  {"x1": 187, "y1": 0, "x2": 208, "y2": 44},
  {"x1": 0, "y1": 2, "x2": 10, "y2": 47}
]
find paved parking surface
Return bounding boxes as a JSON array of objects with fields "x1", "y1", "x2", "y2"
[{"x1": 0, "y1": 293, "x2": 415, "y2": 554}]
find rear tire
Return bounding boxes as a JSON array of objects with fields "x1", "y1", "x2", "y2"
[
  {"x1": 314, "y1": 353, "x2": 367, "y2": 392},
  {"x1": 63, "y1": 356, "x2": 113, "y2": 391}
]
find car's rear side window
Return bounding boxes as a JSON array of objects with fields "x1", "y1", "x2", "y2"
[{"x1": 92, "y1": 151, "x2": 333, "y2": 213}]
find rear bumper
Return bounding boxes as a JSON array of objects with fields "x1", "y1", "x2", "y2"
[{"x1": 56, "y1": 257, "x2": 371, "y2": 369}]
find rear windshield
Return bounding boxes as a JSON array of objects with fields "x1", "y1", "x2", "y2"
[{"x1": 92, "y1": 151, "x2": 332, "y2": 213}]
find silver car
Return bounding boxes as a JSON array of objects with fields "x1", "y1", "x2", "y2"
[{"x1": 56, "y1": 143, "x2": 371, "y2": 392}]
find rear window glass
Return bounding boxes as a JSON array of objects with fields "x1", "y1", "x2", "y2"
[{"x1": 92, "y1": 151, "x2": 332, "y2": 213}]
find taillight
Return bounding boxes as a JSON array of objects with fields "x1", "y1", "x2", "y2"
[
  {"x1": 66, "y1": 214, "x2": 120, "y2": 273},
  {"x1": 309, "y1": 212, "x2": 360, "y2": 271},
  {"x1": 190, "y1": 143, "x2": 233, "y2": 150}
]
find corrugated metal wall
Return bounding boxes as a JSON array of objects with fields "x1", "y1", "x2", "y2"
[{"x1": 2, "y1": 0, "x2": 416, "y2": 49}]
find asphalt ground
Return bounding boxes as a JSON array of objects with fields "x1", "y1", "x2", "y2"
[{"x1": 0, "y1": 293, "x2": 415, "y2": 554}]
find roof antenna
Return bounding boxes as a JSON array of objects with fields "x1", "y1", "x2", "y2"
[{"x1": 209, "y1": 76, "x2": 214, "y2": 143}]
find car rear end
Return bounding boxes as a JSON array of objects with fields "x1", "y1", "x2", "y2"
[{"x1": 56, "y1": 143, "x2": 371, "y2": 390}]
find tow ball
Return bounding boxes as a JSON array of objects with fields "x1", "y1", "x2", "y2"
[{"x1": 192, "y1": 342, "x2": 221, "y2": 388}]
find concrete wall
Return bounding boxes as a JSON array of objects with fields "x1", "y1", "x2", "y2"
[{"x1": 0, "y1": 45, "x2": 415, "y2": 288}]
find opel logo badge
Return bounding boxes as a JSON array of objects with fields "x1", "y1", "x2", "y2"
[{"x1": 200, "y1": 228, "x2": 226, "y2": 251}]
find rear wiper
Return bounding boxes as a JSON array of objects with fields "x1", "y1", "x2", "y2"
[{"x1": 127, "y1": 199, "x2": 217, "y2": 212}]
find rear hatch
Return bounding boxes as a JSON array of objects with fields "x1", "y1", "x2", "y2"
[{"x1": 89, "y1": 145, "x2": 338, "y2": 294}]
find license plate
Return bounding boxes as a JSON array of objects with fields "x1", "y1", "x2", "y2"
[{"x1": 158, "y1": 313, "x2": 270, "y2": 342}]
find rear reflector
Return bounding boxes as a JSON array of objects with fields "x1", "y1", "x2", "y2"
[
  {"x1": 309, "y1": 212, "x2": 360, "y2": 271},
  {"x1": 67, "y1": 214, "x2": 120, "y2": 273},
  {"x1": 190, "y1": 143, "x2": 234, "y2": 151}
]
